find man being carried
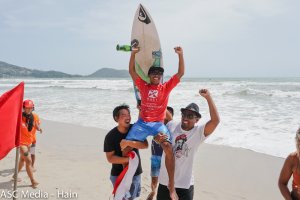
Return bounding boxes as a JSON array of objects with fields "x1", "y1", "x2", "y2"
[{"x1": 123, "y1": 46, "x2": 185, "y2": 200}]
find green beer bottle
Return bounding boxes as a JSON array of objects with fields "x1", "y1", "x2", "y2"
[{"x1": 116, "y1": 44, "x2": 132, "y2": 52}]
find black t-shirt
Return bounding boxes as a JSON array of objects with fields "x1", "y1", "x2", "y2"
[{"x1": 103, "y1": 125, "x2": 142, "y2": 176}]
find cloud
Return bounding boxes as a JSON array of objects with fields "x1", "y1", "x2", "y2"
[
  {"x1": 0, "y1": 1, "x2": 135, "y2": 42},
  {"x1": 0, "y1": 0, "x2": 288, "y2": 42},
  {"x1": 152, "y1": 0, "x2": 288, "y2": 44}
]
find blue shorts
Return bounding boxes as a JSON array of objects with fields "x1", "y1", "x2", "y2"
[
  {"x1": 126, "y1": 119, "x2": 172, "y2": 143},
  {"x1": 151, "y1": 155, "x2": 162, "y2": 177},
  {"x1": 110, "y1": 175, "x2": 141, "y2": 199}
]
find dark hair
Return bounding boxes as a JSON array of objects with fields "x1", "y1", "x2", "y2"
[
  {"x1": 167, "y1": 106, "x2": 174, "y2": 116},
  {"x1": 113, "y1": 104, "x2": 130, "y2": 122},
  {"x1": 148, "y1": 66, "x2": 164, "y2": 75},
  {"x1": 22, "y1": 112, "x2": 34, "y2": 132}
]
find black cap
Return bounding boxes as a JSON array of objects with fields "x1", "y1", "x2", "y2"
[
  {"x1": 148, "y1": 66, "x2": 164, "y2": 75},
  {"x1": 180, "y1": 103, "x2": 201, "y2": 118}
]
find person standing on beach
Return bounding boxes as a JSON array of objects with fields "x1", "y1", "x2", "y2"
[
  {"x1": 104, "y1": 104, "x2": 148, "y2": 199},
  {"x1": 157, "y1": 89, "x2": 220, "y2": 200},
  {"x1": 29, "y1": 106, "x2": 43, "y2": 171},
  {"x1": 147, "y1": 106, "x2": 174, "y2": 200},
  {"x1": 279, "y1": 127, "x2": 300, "y2": 200},
  {"x1": 123, "y1": 46, "x2": 185, "y2": 200},
  {"x1": 14, "y1": 99, "x2": 41, "y2": 188}
]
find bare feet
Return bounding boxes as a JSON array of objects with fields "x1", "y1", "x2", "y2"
[
  {"x1": 32, "y1": 168, "x2": 37, "y2": 172},
  {"x1": 146, "y1": 191, "x2": 155, "y2": 200},
  {"x1": 31, "y1": 181, "x2": 39, "y2": 189}
]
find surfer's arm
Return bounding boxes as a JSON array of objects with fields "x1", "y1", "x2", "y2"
[
  {"x1": 105, "y1": 151, "x2": 129, "y2": 164},
  {"x1": 201, "y1": 89, "x2": 220, "y2": 137},
  {"x1": 129, "y1": 49, "x2": 139, "y2": 81},
  {"x1": 174, "y1": 46, "x2": 185, "y2": 79}
]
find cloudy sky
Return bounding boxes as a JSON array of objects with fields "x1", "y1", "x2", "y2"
[{"x1": 0, "y1": 0, "x2": 299, "y2": 77}]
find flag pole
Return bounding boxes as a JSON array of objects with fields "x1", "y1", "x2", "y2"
[{"x1": 13, "y1": 147, "x2": 20, "y2": 200}]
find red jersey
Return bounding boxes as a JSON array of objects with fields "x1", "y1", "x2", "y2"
[{"x1": 135, "y1": 75, "x2": 180, "y2": 122}]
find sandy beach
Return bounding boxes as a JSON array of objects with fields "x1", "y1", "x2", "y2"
[
  {"x1": 0, "y1": 119, "x2": 288, "y2": 199},
  {"x1": 1, "y1": 1, "x2": 299, "y2": 199}
]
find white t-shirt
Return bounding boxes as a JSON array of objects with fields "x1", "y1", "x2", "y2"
[{"x1": 158, "y1": 120, "x2": 207, "y2": 189}]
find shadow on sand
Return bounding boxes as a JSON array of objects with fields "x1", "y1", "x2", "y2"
[{"x1": 0, "y1": 168, "x2": 14, "y2": 177}]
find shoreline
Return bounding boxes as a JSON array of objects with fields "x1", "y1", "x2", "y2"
[{"x1": 40, "y1": 119, "x2": 290, "y2": 159}]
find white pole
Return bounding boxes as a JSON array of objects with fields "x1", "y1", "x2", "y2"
[{"x1": 13, "y1": 147, "x2": 20, "y2": 200}]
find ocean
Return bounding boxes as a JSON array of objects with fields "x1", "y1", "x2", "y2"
[{"x1": 0, "y1": 77, "x2": 299, "y2": 158}]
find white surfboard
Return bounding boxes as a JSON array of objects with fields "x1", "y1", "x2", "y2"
[{"x1": 131, "y1": 4, "x2": 163, "y2": 101}]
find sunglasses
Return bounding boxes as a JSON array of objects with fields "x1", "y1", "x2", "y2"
[
  {"x1": 149, "y1": 71, "x2": 163, "y2": 76},
  {"x1": 181, "y1": 113, "x2": 197, "y2": 119}
]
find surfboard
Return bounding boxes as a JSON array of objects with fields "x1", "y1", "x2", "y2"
[{"x1": 131, "y1": 4, "x2": 163, "y2": 102}]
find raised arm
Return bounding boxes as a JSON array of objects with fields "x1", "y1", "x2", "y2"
[
  {"x1": 278, "y1": 154, "x2": 294, "y2": 200},
  {"x1": 174, "y1": 46, "x2": 185, "y2": 79},
  {"x1": 105, "y1": 151, "x2": 129, "y2": 164},
  {"x1": 200, "y1": 89, "x2": 220, "y2": 137},
  {"x1": 129, "y1": 48, "x2": 140, "y2": 82}
]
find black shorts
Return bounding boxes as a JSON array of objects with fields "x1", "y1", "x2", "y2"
[{"x1": 157, "y1": 184, "x2": 194, "y2": 200}]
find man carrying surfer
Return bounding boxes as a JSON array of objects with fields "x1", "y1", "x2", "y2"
[
  {"x1": 147, "y1": 106, "x2": 174, "y2": 200},
  {"x1": 157, "y1": 89, "x2": 220, "y2": 200},
  {"x1": 123, "y1": 46, "x2": 185, "y2": 200},
  {"x1": 104, "y1": 104, "x2": 148, "y2": 199}
]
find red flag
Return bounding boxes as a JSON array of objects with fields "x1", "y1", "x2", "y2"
[{"x1": 0, "y1": 82, "x2": 24, "y2": 160}]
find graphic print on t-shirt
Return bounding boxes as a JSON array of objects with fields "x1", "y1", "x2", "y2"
[
  {"x1": 174, "y1": 134, "x2": 190, "y2": 158},
  {"x1": 148, "y1": 90, "x2": 158, "y2": 98}
]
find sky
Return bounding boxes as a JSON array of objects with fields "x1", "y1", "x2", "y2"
[{"x1": 0, "y1": 0, "x2": 299, "y2": 77}]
